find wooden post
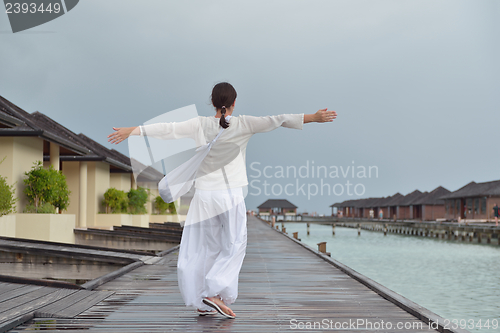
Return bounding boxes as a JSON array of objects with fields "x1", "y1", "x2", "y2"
[
  {"x1": 282, "y1": 227, "x2": 286, "y2": 234},
  {"x1": 307, "y1": 223, "x2": 310, "y2": 235},
  {"x1": 478, "y1": 232, "x2": 482, "y2": 243},
  {"x1": 271, "y1": 216, "x2": 276, "y2": 228},
  {"x1": 332, "y1": 224, "x2": 335, "y2": 235},
  {"x1": 384, "y1": 224, "x2": 387, "y2": 236},
  {"x1": 293, "y1": 232, "x2": 298, "y2": 239},
  {"x1": 487, "y1": 233, "x2": 491, "y2": 244},
  {"x1": 317, "y1": 242, "x2": 327, "y2": 253}
]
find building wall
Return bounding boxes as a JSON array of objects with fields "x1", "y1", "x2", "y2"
[
  {"x1": 487, "y1": 197, "x2": 500, "y2": 220},
  {"x1": 422, "y1": 205, "x2": 442, "y2": 221},
  {"x1": 398, "y1": 206, "x2": 410, "y2": 220},
  {"x1": 110, "y1": 173, "x2": 132, "y2": 192},
  {"x1": 62, "y1": 161, "x2": 81, "y2": 226},
  {"x1": 86, "y1": 161, "x2": 110, "y2": 227},
  {"x1": 0, "y1": 136, "x2": 43, "y2": 212},
  {"x1": 382, "y1": 207, "x2": 389, "y2": 219}
]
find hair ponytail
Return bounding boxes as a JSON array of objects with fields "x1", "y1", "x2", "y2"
[
  {"x1": 219, "y1": 106, "x2": 229, "y2": 129},
  {"x1": 211, "y1": 82, "x2": 237, "y2": 129}
]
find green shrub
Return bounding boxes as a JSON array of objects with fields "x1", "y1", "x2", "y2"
[
  {"x1": 0, "y1": 157, "x2": 17, "y2": 216},
  {"x1": 23, "y1": 161, "x2": 70, "y2": 213},
  {"x1": 154, "y1": 196, "x2": 177, "y2": 214},
  {"x1": 103, "y1": 188, "x2": 128, "y2": 213},
  {"x1": 24, "y1": 202, "x2": 56, "y2": 214},
  {"x1": 128, "y1": 187, "x2": 148, "y2": 214}
]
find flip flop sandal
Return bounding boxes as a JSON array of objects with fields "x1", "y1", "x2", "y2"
[
  {"x1": 197, "y1": 309, "x2": 217, "y2": 316},
  {"x1": 202, "y1": 298, "x2": 235, "y2": 319}
]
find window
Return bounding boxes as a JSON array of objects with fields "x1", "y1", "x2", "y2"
[
  {"x1": 481, "y1": 198, "x2": 486, "y2": 215},
  {"x1": 455, "y1": 200, "x2": 460, "y2": 215},
  {"x1": 474, "y1": 198, "x2": 479, "y2": 215}
]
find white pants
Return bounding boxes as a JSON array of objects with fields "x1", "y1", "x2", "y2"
[{"x1": 177, "y1": 187, "x2": 247, "y2": 310}]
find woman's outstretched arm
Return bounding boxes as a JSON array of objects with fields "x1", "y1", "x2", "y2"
[
  {"x1": 242, "y1": 109, "x2": 337, "y2": 134},
  {"x1": 107, "y1": 117, "x2": 202, "y2": 145},
  {"x1": 108, "y1": 126, "x2": 140, "y2": 144},
  {"x1": 304, "y1": 109, "x2": 337, "y2": 123}
]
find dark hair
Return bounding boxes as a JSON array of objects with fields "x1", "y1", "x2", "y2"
[{"x1": 211, "y1": 82, "x2": 237, "y2": 129}]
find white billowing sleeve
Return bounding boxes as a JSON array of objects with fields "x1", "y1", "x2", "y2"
[
  {"x1": 139, "y1": 117, "x2": 203, "y2": 143},
  {"x1": 241, "y1": 114, "x2": 304, "y2": 134}
]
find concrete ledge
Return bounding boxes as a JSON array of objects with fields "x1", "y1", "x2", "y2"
[
  {"x1": 0, "y1": 215, "x2": 16, "y2": 237},
  {"x1": 259, "y1": 218, "x2": 470, "y2": 333},
  {"x1": 149, "y1": 214, "x2": 185, "y2": 223},
  {"x1": 131, "y1": 215, "x2": 149, "y2": 228},
  {"x1": 14, "y1": 213, "x2": 75, "y2": 244},
  {"x1": 95, "y1": 214, "x2": 133, "y2": 228}
]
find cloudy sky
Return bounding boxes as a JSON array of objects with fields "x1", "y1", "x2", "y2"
[{"x1": 1, "y1": 0, "x2": 498, "y2": 214}]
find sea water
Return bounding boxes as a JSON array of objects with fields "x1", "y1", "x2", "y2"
[{"x1": 281, "y1": 222, "x2": 500, "y2": 333}]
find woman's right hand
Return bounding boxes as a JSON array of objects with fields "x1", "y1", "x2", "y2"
[
  {"x1": 107, "y1": 126, "x2": 137, "y2": 144},
  {"x1": 315, "y1": 108, "x2": 337, "y2": 123}
]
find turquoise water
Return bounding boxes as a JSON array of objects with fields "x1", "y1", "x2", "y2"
[{"x1": 281, "y1": 222, "x2": 500, "y2": 333}]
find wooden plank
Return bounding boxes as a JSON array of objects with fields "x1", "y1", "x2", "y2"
[
  {"x1": 0, "y1": 285, "x2": 41, "y2": 303},
  {"x1": 0, "y1": 287, "x2": 74, "y2": 325},
  {"x1": 34, "y1": 290, "x2": 114, "y2": 318},
  {"x1": 0, "y1": 286, "x2": 59, "y2": 313},
  {"x1": 31, "y1": 290, "x2": 95, "y2": 318},
  {"x1": 53, "y1": 291, "x2": 114, "y2": 318},
  {"x1": 81, "y1": 261, "x2": 144, "y2": 291},
  {"x1": 0, "y1": 282, "x2": 23, "y2": 295},
  {"x1": 0, "y1": 311, "x2": 33, "y2": 333},
  {"x1": 0, "y1": 274, "x2": 83, "y2": 290},
  {"x1": 157, "y1": 245, "x2": 180, "y2": 257}
]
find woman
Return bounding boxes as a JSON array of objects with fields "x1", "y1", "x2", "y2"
[{"x1": 108, "y1": 82, "x2": 337, "y2": 318}]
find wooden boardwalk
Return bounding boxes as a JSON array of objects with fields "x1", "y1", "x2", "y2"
[{"x1": 9, "y1": 216, "x2": 462, "y2": 332}]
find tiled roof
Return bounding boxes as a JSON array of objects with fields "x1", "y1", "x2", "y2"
[
  {"x1": 398, "y1": 190, "x2": 424, "y2": 206},
  {"x1": 440, "y1": 180, "x2": 500, "y2": 199},
  {"x1": 0, "y1": 96, "x2": 89, "y2": 155},
  {"x1": 258, "y1": 199, "x2": 298, "y2": 209},
  {"x1": 413, "y1": 186, "x2": 450, "y2": 205}
]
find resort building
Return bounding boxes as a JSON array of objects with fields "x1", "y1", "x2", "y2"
[
  {"x1": 257, "y1": 199, "x2": 298, "y2": 221},
  {"x1": 0, "y1": 94, "x2": 178, "y2": 244},
  {"x1": 440, "y1": 180, "x2": 500, "y2": 222},
  {"x1": 330, "y1": 186, "x2": 450, "y2": 221}
]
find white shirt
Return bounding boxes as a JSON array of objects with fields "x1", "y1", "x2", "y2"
[{"x1": 139, "y1": 113, "x2": 304, "y2": 190}]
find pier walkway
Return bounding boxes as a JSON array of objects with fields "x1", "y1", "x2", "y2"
[{"x1": 9, "y1": 216, "x2": 462, "y2": 332}]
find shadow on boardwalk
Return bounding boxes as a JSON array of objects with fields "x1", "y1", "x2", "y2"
[{"x1": 11, "y1": 216, "x2": 458, "y2": 332}]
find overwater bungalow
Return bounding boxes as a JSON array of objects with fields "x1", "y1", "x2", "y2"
[
  {"x1": 411, "y1": 186, "x2": 450, "y2": 221},
  {"x1": 257, "y1": 199, "x2": 298, "y2": 221},
  {"x1": 384, "y1": 192, "x2": 404, "y2": 219},
  {"x1": 440, "y1": 180, "x2": 500, "y2": 222}
]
